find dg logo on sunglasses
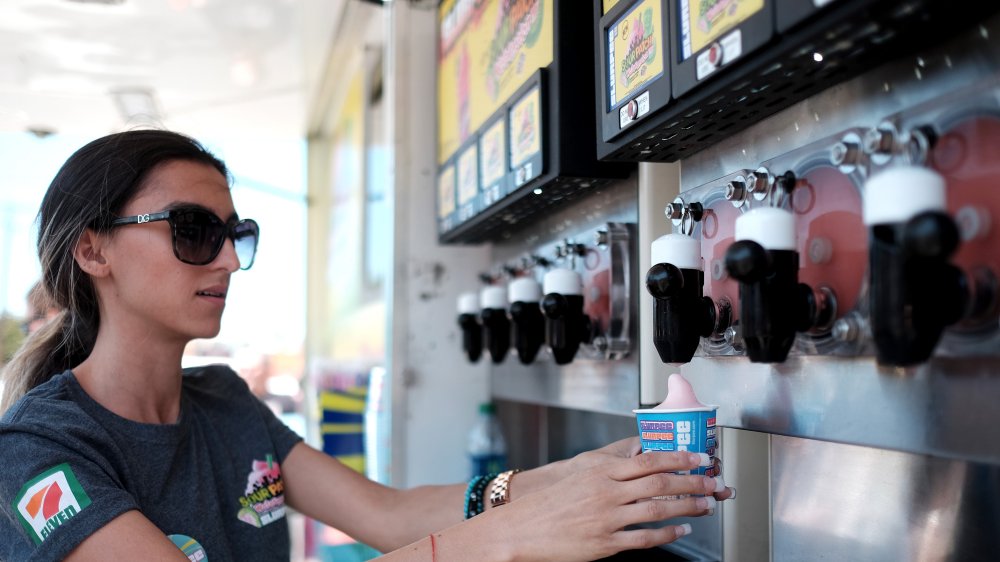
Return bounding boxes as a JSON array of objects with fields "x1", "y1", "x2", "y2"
[{"x1": 137, "y1": 214, "x2": 151, "y2": 223}]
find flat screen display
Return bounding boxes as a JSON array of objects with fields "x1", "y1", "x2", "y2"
[
  {"x1": 479, "y1": 119, "x2": 506, "y2": 189},
  {"x1": 437, "y1": 165, "x2": 456, "y2": 219},
  {"x1": 457, "y1": 144, "x2": 479, "y2": 205},
  {"x1": 607, "y1": 0, "x2": 666, "y2": 110},
  {"x1": 677, "y1": 0, "x2": 765, "y2": 61},
  {"x1": 509, "y1": 86, "x2": 542, "y2": 168}
]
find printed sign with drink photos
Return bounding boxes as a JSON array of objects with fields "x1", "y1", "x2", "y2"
[
  {"x1": 437, "y1": 163, "x2": 457, "y2": 233},
  {"x1": 509, "y1": 85, "x2": 543, "y2": 188},
  {"x1": 479, "y1": 118, "x2": 508, "y2": 208},
  {"x1": 456, "y1": 143, "x2": 480, "y2": 223}
]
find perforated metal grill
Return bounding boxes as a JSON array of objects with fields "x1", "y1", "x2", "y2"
[
  {"x1": 439, "y1": 176, "x2": 620, "y2": 244},
  {"x1": 600, "y1": 0, "x2": 1000, "y2": 163}
]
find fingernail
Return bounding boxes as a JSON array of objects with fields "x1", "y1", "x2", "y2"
[
  {"x1": 688, "y1": 452, "x2": 702, "y2": 465},
  {"x1": 728, "y1": 487, "x2": 737, "y2": 499},
  {"x1": 710, "y1": 476, "x2": 726, "y2": 493},
  {"x1": 678, "y1": 523, "x2": 693, "y2": 537},
  {"x1": 695, "y1": 496, "x2": 717, "y2": 511},
  {"x1": 696, "y1": 453, "x2": 712, "y2": 467}
]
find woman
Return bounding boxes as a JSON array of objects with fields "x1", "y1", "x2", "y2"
[{"x1": 0, "y1": 130, "x2": 733, "y2": 561}]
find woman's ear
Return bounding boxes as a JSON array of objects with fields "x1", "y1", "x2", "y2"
[{"x1": 74, "y1": 228, "x2": 110, "y2": 277}]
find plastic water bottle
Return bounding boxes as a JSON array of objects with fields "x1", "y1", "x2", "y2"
[{"x1": 467, "y1": 402, "x2": 507, "y2": 477}]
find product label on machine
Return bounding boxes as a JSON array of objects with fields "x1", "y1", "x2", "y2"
[
  {"x1": 696, "y1": 29, "x2": 742, "y2": 80},
  {"x1": 619, "y1": 90, "x2": 651, "y2": 129}
]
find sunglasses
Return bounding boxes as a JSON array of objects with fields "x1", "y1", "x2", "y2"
[{"x1": 111, "y1": 207, "x2": 259, "y2": 270}]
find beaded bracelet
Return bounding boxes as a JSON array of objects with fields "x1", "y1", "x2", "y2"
[{"x1": 464, "y1": 473, "x2": 498, "y2": 519}]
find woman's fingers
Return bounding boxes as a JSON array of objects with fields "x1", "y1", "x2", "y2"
[
  {"x1": 612, "y1": 495, "x2": 717, "y2": 529},
  {"x1": 610, "y1": 523, "x2": 693, "y2": 552},
  {"x1": 606, "y1": 450, "x2": 710, "y2": 481},
  {"x1": 622, "y1": 473, "x2": 724, "y2": 503}
]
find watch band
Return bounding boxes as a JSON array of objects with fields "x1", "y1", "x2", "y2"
[{"x1": 489, "y1": 469, "x2": 521, "y2": 508}]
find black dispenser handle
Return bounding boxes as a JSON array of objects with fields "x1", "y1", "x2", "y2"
[
  {"x1": 541, "y1": 293, "x2": 589, "y2": 365},
  {"x1": 870, "y1": 210, "x2": 968, "y2": 365},
  {"x1": 646, "y1": 263, "x2": 715, "y2": 363},
  {"x1": 480, "y1": 307, "x2": 511, "y2": 364},
  {"x1": 510, "y1": 301, "x2": 545, "y2": 364},
  {"x1": 725, "y1": 240, "x2": 811, "y2": 363},
  {"x1": 458, "y1": 313, "x2": 482, "y2": 363}
]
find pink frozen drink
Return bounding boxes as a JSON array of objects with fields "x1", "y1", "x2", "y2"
[{"x1": 633, "y1": 373, "x2": 719, "y2": 478}]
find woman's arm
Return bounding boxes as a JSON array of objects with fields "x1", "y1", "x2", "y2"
[
  {"x1": 381, "y1": 450, "x2": 722, "y2": 562},
  {"x1": 284, "y1": 442, "x2": 729, "y2": 561},
  {"x1": 281, "y1": 441, "x2": 576, "y2": 551},
  {"x1": 282, "y1": 442, "x2": 466, "y2": 552},
  {"x1": 63, "y1": 511, "x2": 188, "y2": 561}
]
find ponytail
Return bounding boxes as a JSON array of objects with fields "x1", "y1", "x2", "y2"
[{"x1": 0, "y1": 308, "x2": 97, "y2": 415}]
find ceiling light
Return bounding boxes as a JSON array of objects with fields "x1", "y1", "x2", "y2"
[{"x1": 111, "y1": 88, "x2": 162, "y2": 125}]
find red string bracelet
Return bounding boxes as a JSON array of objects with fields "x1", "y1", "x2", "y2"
[{"x1": 429, "y1": 534, "x2": 437, "y2": 562}]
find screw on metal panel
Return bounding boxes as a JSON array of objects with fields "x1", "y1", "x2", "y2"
[
  {"x1": 592, "y1": 335, "x2": 608, "y2": 353},
  {"x1": 750, "y1": 169, "x2": 772, "y2": 196},
  {"x1": 906, "y1": 125, "x2": 937, "y2": 165},
  {"x1": 725, "y1": 179, "x2": 746, "y2": 201},
  {"x1": 723, "y1": 325, "x2": 742, "y2": 349},
  {"x1": 665, "y1": 202, "x2": 684, "y2": 220},
  {"x1": 830, "y1": 141, "x2": 860, "y2": 166},
  {"x1": 863, "y1": 127, "x2": 895, "y2": 155},
  {"x1": 688, "y1": 202, "x2": 705, "y2": 221},
  {"x1": 832, "y1": 317, "x2": 859, "y2": 342}
]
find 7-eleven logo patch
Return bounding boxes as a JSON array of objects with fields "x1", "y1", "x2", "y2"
[{"x1": 13, "y1": 464, "x2": 92, "y2": 545}]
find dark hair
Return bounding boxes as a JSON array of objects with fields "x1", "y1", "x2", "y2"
[{"x1": 1, "y1": 130, "x2": 229, "y2": 412}]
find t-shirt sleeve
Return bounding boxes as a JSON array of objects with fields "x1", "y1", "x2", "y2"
[
  {"x1": 0, "y1": 423, "x2": 139, "y2": 562},
  {"x1": 249, "y1": 391, "x2": 304, "y2": 462},
  {"x1": 206, "y1": 365, "x2": 303, "y2": 462}
]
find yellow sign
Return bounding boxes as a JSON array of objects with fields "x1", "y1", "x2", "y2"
[
  {"x1": 479, "y1": 119, "x2": 506, "y2": 188},
  {"x1": 438, "y1": 0, "x2": 553, "y2": 164},
  {"x1": 438, "y1": 165, "x2": 456, "y2": 218},
  {"x1": 607, "y1": 0, "x2": 664, "y2": 109},
  {"x1": 603, "y1": 0, "x2": 624, "y2": 13},
  {"x1": 509, "y1": 87, "x2": 541, "y2": 168},
  {"x1": 682, "y1": 0, "x2": 764, "y2": 57},
  {"x1": 457, "y1": 144, "x2": 479, "y2": 205}
]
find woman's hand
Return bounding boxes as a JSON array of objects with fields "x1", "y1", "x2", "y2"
[
  {"x1": 475, "y1": 451, "x2": 729, "y2": 562},
  {"x1": 566, "y1": 437, "x2": 734, "y2": 502},
  {"x1": 569, "y1": 436, "x2": 642, "y2": 471}
]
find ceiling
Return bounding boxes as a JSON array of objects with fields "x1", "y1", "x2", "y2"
[{"x1": 0, "y1": 0, "x2": 348, "y2": 140}]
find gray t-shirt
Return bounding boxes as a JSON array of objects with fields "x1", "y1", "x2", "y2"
[{"x1": 0, "y1": 365, "x2": 303, "y2": 561}]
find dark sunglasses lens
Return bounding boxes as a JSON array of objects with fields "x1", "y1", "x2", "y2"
[
  {"x1": 173, "y1": 210, "x2": 226, "y2": 265},
  {"x1": 233, "y1": 219, "x2": 259, "y2": 270}
]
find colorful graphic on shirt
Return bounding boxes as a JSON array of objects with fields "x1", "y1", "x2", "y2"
[
  {"x1": 13, "y1": 463, "x2": 92, "y2": 545},
  {"x1": 169, "y1": 534, "x2": 209, "y2": 561},
  {"x1": 236, "y1": 454, "x2": 287, "y2": 528}
]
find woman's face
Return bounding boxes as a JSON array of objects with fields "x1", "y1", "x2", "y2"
[{"x1": 100, "y1": 159, "x2": 241, "y2": 344}]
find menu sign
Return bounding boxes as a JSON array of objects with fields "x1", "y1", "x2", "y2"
[
  {"x1": 457, "y1": 144, "x2": 479, "y2": 221},
  {"x1": 479, "y1": 119, "x2": 507, "y2": 206},
  {"x1": 607, "y1": 0, "x2": 665, "y2": 110},
  {"x1": 509, "y1": 85, "x2": 543, "y2": 187},
  {"x1": 437, "y1": 165, "x2": 457, "y2": 219},
  {"x1": 438, "y1": 0, "x2": 554, "y2": 164},
  {"x1": 678, "y1": 0, "x2": 765, "y2": 61}
]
